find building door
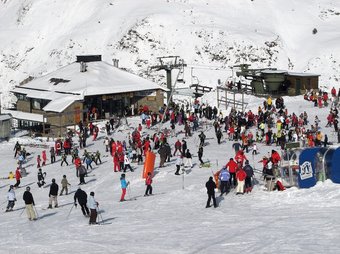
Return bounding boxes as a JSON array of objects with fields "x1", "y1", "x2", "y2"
[{"x1": 296, "y1": 78, "x2": 301, "y2": 95}]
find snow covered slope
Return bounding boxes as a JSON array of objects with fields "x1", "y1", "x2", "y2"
[
  {"x1": 1, "y1": 0, "x2": 340, "y2": 107},
  {"x1": 0, "y1": 96, "x2": 340, "y2": 253}
]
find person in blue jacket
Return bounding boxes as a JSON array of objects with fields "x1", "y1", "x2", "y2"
[
  {"x1": 120, "y1": 174, "x2": 129, "y2": 201},
  {"x1": 219, "y1": 167, "x2": 230, "y2": 196}
]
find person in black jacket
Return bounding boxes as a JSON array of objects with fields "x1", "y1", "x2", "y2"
[
  {"x1": 205, "y1": 176, "x2": 217, "y2": 208},
  {"x1": 23, "y1": 186, "x2": 37, "y2": 220},
  {"x1": 37, "y1": 168, "x2": 46, "y2": 188},
  {"x1": 48, "y1": 178, "x2": 59, "y2": 209},
  {"x1": 74, "y1": 187, "x2": 90, "y2": 217}
]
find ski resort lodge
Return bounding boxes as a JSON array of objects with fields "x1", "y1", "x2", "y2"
[{"x1": 6, "y1": 55, "x2": 166, "y2": 136}]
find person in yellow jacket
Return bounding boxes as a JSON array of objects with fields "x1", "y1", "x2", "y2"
[
  {"x1": 8, "y1": 171, "x2": 14, "y2": 179},
  {"x1": 267, "y1": 96, "x2": 273, "y2": 110}
]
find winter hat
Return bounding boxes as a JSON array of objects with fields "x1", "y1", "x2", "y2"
[
  {"x1": 121, "y1": 173, "x2": 126, "y2": 178},
  {"x1": 63, "y1": 175, "x2": 66, "y2": 178},
  {"x1": 209, "y1": 176, "x2": 213, "y2": 181},
  {"x1": 26, "y1": 186, "x2": 30, "y2": 191},
  {"x1": 245, "y1": 160, "x2": 249, "y2": 165},
  {"x1": 90, "y1": 192, "x2": 94, "y2": 196},
  {"x1": 52, "y1": 178, "x2": 55, "y2": 183}
]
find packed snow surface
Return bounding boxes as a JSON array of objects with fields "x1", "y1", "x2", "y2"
[{"x1": 0, "y1": 95, "x2": 340, "y2": 254}]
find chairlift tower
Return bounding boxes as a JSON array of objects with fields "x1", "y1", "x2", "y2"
[{"x1": 151, "y1": 56, "x2": 187, "y2": 103}]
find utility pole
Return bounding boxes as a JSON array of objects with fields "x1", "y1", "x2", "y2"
[{"x1": 151, "y1": 56, "x2": 187, "y2": 103}]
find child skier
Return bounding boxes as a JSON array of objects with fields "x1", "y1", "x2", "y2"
[
  {"x1": 37, "y1": 168, "x2": 46, "y2": 188},
  {"x1": 144, "y1": 172, "x2": 153, "y2": 196},
  {"x1": 120, "y1": 174, "x2": 129, "y2": 202},
  {"x1": 60, "y1": 175, "x2": 71, "y2": 196}
]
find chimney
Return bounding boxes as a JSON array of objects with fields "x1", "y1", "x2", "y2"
[
  {"x1": 80, "y1": 62, "x2": 87, "y2": 72},
  {"x1": 112, "y1": 59, "x2": 119, "y2": 68}
]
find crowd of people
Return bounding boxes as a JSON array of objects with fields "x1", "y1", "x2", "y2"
[{"x1": 4, "y1": 85, "x2": 340, "y2": 221}]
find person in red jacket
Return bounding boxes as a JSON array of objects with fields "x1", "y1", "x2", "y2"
[
  {"x1": 14, "y1": 167, "x2": 21, "y2": 188},
  {"x1": 235, "y1": 150, "x2": 247, "y2": 166},
  {"x1": 42, "y1": 150, "x2": 47, "y2": 166},
  {"x1": 226, "y1": 158, "x2": 238, "y2": 187},
  {"x1": 113, "y1": 152, "x2": 119, "y2": 172},
  {"x1": 271, "y1": 150, "x2": 281, "y2": 165},
  {"x1": 173, "y1": 140, "x2": 182, "y2": 156},
  {"x1": 236, "y1": 167, "x2": 247, "y2": 195},
  {"x1": 144, "y1": 172, "x2": 153, "y2": 196}
]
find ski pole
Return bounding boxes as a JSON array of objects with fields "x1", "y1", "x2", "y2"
[
  {"x1": 127, "y1": 184, "x2": 132, "y2": 200},
  {"x1": 67, "y1": 204, "x2": 75, "y2": 219},
  {"x1": 97, "y1": 207, "x2": 104, "y2": 224}
]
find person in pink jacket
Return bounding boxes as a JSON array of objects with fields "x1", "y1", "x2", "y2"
[{"x1": 236, "y1": 167, "x2": 247, "y2": 195}]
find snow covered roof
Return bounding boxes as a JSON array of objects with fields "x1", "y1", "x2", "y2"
[
  {"x1": 15, "y1": 61, "x2": 166, "y2": 97},
  {"x1": 3, "y1": 109, "x2": 45, "y2": 123},
  {"x1": 0, "y1": 114, "x2": 11, "y2": 121},
  {"x1": 287, "y1": 72, "x2": 320, "y2": 77},
  {"x1": 261, "y1": 70, "x2": 287, "y2": 74}
]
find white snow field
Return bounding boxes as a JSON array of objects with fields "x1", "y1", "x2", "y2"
[
  {"x1": 1, "y1": 0, "x2": 340, "y2": 107},
  {"x1": 1, "y1": 95, "x2": 340, "y2": 254}
]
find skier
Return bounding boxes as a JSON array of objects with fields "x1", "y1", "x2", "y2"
[
  {"x1": 175, "y1": 154, "x2": 183, "y2": 175},
  {"x1": 184, "y1": 149, "x2": 193, "y2": 168},
  {"x1": 197, "y1": 145, "x2": 204, "y2": 165},
  {"x1": 205, "y1": 176, "x2": 217, "y2": 208},
  {"x1": 13, "y1": 141, "x2": 21, "y2": 158},
  {"x1": 198, "y1": 131, "x2": 206, "y2": 147},
  {"x1": 37, "y1": 155, "x2": 41, "y2": 168},
  {"x1": 236, "y1": 166, "x2": 247, "y2": 195},
  {"x1": 61, "y1": 153, "x2": 69, "y2": 166},
  {"x1": 243, "y1": 160, "x2": 254, "y2": 193},
  {"x1": 23, "y1": 186, "x2": 37, "y2": 221},
  {"x1": 37, "y1": 168, "x2": 46, "y2": 188},
  {"x1": 50, "y1": 147, "x2": 56, "y2": 164},
  {"x1": 60, "y1": 175, "x2": 71, "y2": 196},
  {"x1": 226, "y1": 158, "x2": 237, "y2": 188},
  {"x1": 42, "y1": 150, "x2": 47, "y2": 166},
  {"x1": 124, "y1": 154, "x2": 133, "y2": 172},
  {"x1": 74, "y1": 187, "x2": 90, "y2": 217},
  {"x1": 6, "y1": 185, "x2": 16, "y2": 212},
  {"x1": 14, "y1": 167, "x2": 21, "y2": 188},
  {"x1": 77, "y1": 164, "x2": 87, "y2": 185},
  {"x1": 120, "y1": 174, "x2": 129, "y2": 202},
  {"x1": 88, "y1": 192, "x2": 99, "y2": 225},
  {"x1": 144, "y1": 172, "x2": 153, "y2": 196},
  {"x1": 48, "y1": 178, "x2": 59, "y2": 208},
  {"x1": 219, "y1": 167, "x2": 230, "y2": 196}
]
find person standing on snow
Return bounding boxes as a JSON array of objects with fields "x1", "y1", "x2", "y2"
[
  {"x1": 14, "y1": 167, "x2": 21, "y2": 188},
  {"x1": 88, "y1": 192, "x2": 99, "y2": 225},
  {"x1": 120, "y1": 174, "x2": 129, "y2": 202},
  {"x1": 13, "y1": 141, "x2": 21, "y2": 158},
  {"x1": 175, "y1": 154, "x2": 183, "y2": 175},
  {"x1": 236, "y1": 166, "x2": 247, "y2": 195},
  {"x1": 205, "y1": 176, "x2": 217, "y2": 208},
  {"x1": 243, "y1": 160, "x2": 254, "y2": 193},
  {"x1": 197, "y1": 145, "x2": 204, "y2": 165},
  {"x1": 23, "y1": 186, "x2": 37, "y2": 221},
  {"x1": 144, "y1": 172, "x2": 153, "y2": 196},
  {"x1": 48, "y1": 178, "x2": 59, "y2": 209},
  {"x1": 124, "y1": 154, "x2": 133, "y2": 172},
  {"x1": 60, "y1": 175, "x2": 71, "y2": 196},
  {"x1": 219, "y1": 168, "x2": 230, "y2": 196},
  {"x1": 74, "y1": 187, "x2": 90, "y2": 217},
  {"x1": 6, "y1": 185, "x2": 16, "y2": 212},
  {"x1": 42, "y1": 150, "x2": 47, "y2": 166}
]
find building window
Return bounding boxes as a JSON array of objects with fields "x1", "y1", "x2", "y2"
[
  {"x1": 32, "y1": 99, "x2": 50, "y2": 110},
  {"x1": 16, "y1": 93, "x2": 28, "y2": 101}
]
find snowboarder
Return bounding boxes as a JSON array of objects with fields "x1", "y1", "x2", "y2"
[
  {"x1": 48, "y1": 178, "x2": 59, "y2": 208},
  {"x1": 88, "y1": 192, "x2": 99, "y2": 224},
  {"x1": 144, "y1": 172, "x2": 153, "y2": 196},
  {"x1": 6, "y1": 185, "x2": 16, "y2": 212},
  {"x1": 60, "y1": 175, "x2": 71, "y2": 196},
  {"x1": 74, "y1": 187, "x2": 90, "y2": 217},
  {"x1": 23, "y1": 186, "x2": 37, "y2": 221},
  {"x1": 120, "y1": 174, "x2": 129, "y2": 201},
  {"x1": 205, "y1": 176, "x2": 217, "y2": 208}
]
